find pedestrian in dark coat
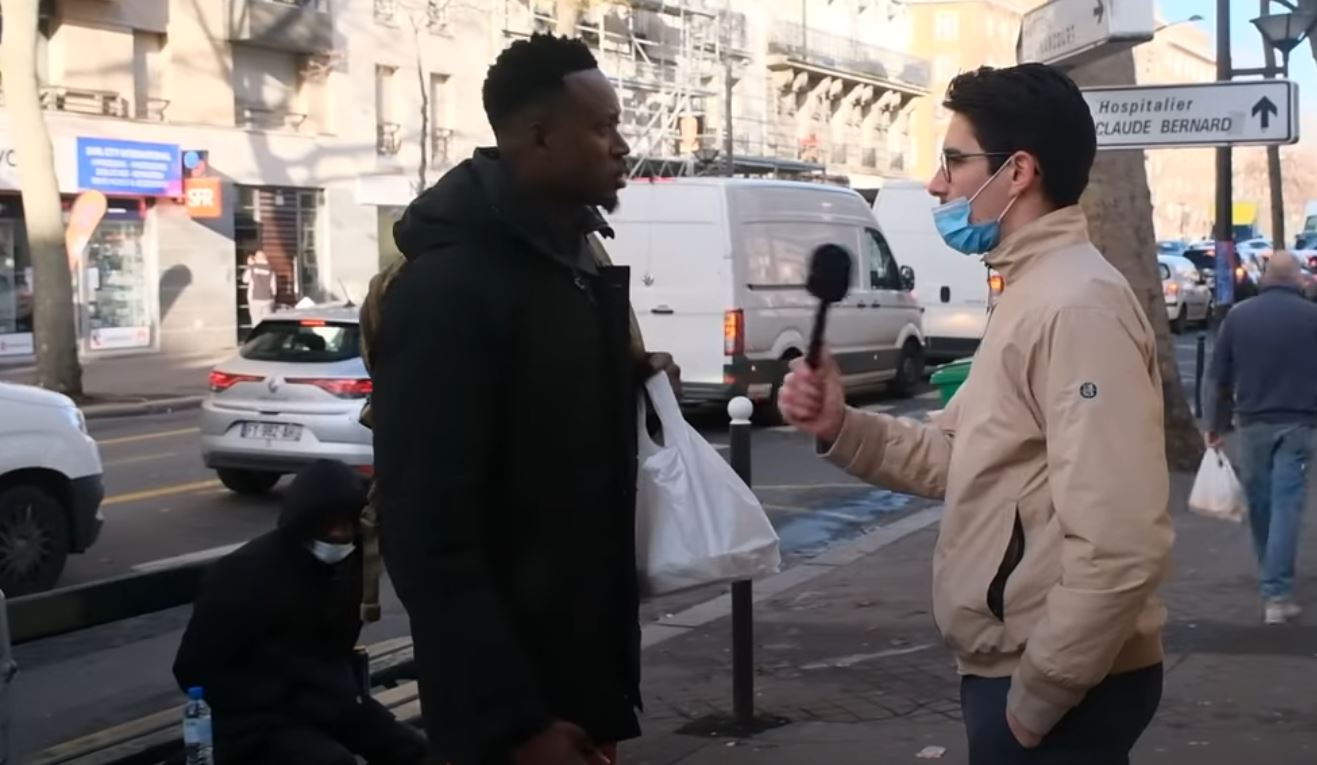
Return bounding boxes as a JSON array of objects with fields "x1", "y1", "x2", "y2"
[
  {"x1": 371, "y1": 33, "x2": 677, "y2": 765},
  {"x1": 173, "y1": 459, "x2": 426, "y2": 765}
]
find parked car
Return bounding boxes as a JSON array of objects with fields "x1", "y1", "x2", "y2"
[
  {"x1": 1158, "y1": 254, "x2": 1212, "y2": 333},
  {"x1": 0, "y1": 383, "x2": 103, "y2": 595},
  {"x1": 1238, "y1": 238, "x2": 1273, "y2": 260},
  {"x1": 200, "y1": 307, "x2": 372, "y2": 495},
  {"x1": 605, "y1": 177, "x2": 925, "y2": 417},
  {"x1": 1157, "y1": 240, "x2": 1188, "y2": 257}
]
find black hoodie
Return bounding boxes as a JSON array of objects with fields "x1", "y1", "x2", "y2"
[
  {"x1": 173, "y1": 460, "x2": 371, "y2": 758},
  {"x1": 371, "y1": 150, "x2": 642, "y2": 764}
]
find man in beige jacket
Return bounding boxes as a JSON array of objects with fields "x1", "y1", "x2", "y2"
[{"x1": 780, "y1": 64, "x2": 1172, "y2": 764}]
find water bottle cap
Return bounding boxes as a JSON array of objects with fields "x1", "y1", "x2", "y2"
[{"x1": 187, "y1": 686, "x2": 204, "y2": 700}]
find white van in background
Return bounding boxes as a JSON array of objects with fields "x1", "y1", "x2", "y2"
[
  {"x1": 605, "y1": 178, "x2": 925, "y2": 416},
  {"x1": 860, "y1": 180, "x2": 989, "y2": 362}
]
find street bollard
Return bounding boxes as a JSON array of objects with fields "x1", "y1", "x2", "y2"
[
  {"x1": 727, "y1": 397, "x2": 755, "y2": 727},
  {"x1": 0, "y1": 590, "x2": 14, "y2": 764},
  {"x1": 1194, "y1": 333, "x2": 1207, "y2": 419}
]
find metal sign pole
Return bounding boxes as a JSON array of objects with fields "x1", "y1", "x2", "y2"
[{"x1": 727, "y1": 397, "x2": 754, "y2": 726}]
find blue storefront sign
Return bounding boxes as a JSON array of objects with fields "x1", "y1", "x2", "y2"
[{"x1": 76, "y1": 137, "x2": 182, "y2": 197}]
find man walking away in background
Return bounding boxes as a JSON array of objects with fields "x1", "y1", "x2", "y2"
[
  {"x1": 371, "y1": 34, "x2": 675, "y2": 765},
  {"x1": 1208, "y1": 250, "x2": 1317, "y2": 625},
  {"x1": 244, "y1": 249, "x2": 278, "y2": 326},
  {"x1": 174, "y1": 460, "x2": 426, "y2": 765},
  {"x1": 778, "y1": 64, "x2": 1172, "y2": 764}
]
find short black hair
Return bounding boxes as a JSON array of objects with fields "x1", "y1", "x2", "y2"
[
  {"x1": 483, "y1": 34, "x2": 599, "y2": 133},
  {"x1": 943, "y1": 64, "x2": 1096, "y2": 207}
]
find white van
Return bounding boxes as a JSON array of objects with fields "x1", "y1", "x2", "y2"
[
  {"x1": 863, "y1": 180, "x2": 990, "y2": 362},
  {"x1": 606, "y1": 178, "x2": 925, "y2": 414},
  {"x1": 0, "y1": 383, "x2": 104, "y2": 595}
]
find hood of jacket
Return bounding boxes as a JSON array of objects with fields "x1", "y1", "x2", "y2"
[
  {"x1": 392, "y1": 148, "x2": 611, "y2": 274},
  {"x1": 277, "y1": 459, "x2": 367, "y2": 543}
]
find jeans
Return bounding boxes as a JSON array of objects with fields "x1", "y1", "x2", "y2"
[
  {"x1": 1237, "y1": 422, "x2": 1314, "y2": 601},
  {"x1": 960, "y1": 664, "x2": 1163, "y2": 765}
]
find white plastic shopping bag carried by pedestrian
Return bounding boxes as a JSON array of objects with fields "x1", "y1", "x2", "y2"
[
  {"x1": 1188, "y1": 448, "x2": 1247, "y2": 523},
  {"x1": 635, "y1": 374, "x2": 781, "y2": 597}
]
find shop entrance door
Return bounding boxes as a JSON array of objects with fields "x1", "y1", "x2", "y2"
[{"x1": 234, "y1": 185, "x2": 323, "y2": 341}]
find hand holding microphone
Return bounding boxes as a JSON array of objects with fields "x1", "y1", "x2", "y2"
[{"x1": 778, "y1": 244, "x2": 852, "y2": 443}]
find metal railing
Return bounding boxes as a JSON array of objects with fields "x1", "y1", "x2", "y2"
[
  {"x1": 237, "y1": 104, "x2": 309, "y2": 131},
  {"x1": 377, "y1": 122, "x2": 402, "y2": 155},
  {"x1": 431, "y1": 127, "x2": 454, "y2": 162},
  {"x1": 38, "y1": 86, "x2": 130, "y2": 118},
  {"x1": 767, "y1": 22, "x2": 931, "y2": 92}
]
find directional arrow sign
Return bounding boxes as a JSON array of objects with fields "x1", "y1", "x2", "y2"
[
  {"x1": 1083, "y1": 80, "x2": 1300, "y2": 150},
  {"x1": 1019, "y1": 0, "x2": 1154, "y2": 68}
]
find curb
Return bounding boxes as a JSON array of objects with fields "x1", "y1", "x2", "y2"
[
  {"x1": 81, "y1": 395, "x2": 205, "y2": 420},
  {"x1": 639, "y1": 505, "x2": 943, "y2": 651}
]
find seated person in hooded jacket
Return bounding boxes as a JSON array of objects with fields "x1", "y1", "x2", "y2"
[{"x1": 173, "y1": 459, "x2": 426, "y2": 765}]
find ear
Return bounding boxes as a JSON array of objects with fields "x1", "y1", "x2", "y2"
[{"x1": 1009, "y1": 152, "x2": 1041, "y2": 197}]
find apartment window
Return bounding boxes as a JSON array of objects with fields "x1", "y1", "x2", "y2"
[
  {"x1": 430, "y1": 73, "x2": 453, "y2": 162},
  {"x1": 233, "y1": 45, "x2": 305, "y2": 130},
  {"x1": 935, "y1": 11, "x2": 959, "y2": 42},
  {"x1": 376, "y1": 65, "x2": 400, "y2": 155}
]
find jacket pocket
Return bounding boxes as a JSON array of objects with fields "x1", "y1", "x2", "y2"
[{"x1": 986, "y1": 508, "x2": 1025, "y2": 621}]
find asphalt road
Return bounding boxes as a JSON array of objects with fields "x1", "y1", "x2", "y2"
[{"x1": 12, "y1": 332, "x2": 1210, "y2": 755}]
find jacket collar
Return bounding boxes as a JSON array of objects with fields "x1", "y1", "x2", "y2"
[
  {"x1": 472, "y1": 148, "x2": 612, "y2": 275},
  {"x1": 1261, "y1": 284, "x2": 1302, "y2": 296},
  {"x1": 984, "y1": 205, "x2": 1091, "y2": 284}
]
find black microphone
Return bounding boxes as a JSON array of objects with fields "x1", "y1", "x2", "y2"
[{"x1": 805, "y1": 244, "x2": 853, "y2": 369}]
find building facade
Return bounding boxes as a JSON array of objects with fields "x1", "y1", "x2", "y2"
[
  {"x1": 1, "y1": 0, "x2": 935, "y2": 359},
  {"x1": 0, "y1": 0, "x2": 498, "y2": 359}
]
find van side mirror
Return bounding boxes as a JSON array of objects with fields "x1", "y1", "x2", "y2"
[{"x1": 900, "y1": 265, "x2": 916, "y2": 291}]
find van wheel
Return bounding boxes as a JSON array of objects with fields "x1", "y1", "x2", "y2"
[
  {"x1": 217, "y1": 468, "x2": 282, "y2": 495},
  {"x1": 890, "y1": 341, "x2": 925, "y2": 398},
  {"x1": 0, "y1": 485, "x2": 70, "y2": 596},
  {"x1": 1171, "y1": 306, "x2": 1187, "y2": 334}
]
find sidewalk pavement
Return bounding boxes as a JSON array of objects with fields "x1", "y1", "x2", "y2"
[
  {"x1": 623, "y1": 472, "x2": 1317, "y2": 765},
  {"x1": 0, "y1": 349, "x2": 229, "y2": 417}
]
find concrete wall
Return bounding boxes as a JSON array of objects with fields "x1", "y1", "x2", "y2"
[{"x1": 154, "y1": 197, "x2": 238, "y2": 353}]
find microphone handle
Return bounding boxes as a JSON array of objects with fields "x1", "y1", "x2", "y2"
[{"x1": 806, "y1": 301, "x2": 830, "y2": 369}]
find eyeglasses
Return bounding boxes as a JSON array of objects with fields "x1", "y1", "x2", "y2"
[{"x1": 939, "y1": 151, "x2": 1012, "y2": 184}]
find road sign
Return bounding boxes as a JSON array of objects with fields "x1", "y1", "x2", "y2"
[
  {"x1": 1083, "y1": 81, "x2": 1300, "y2": 150},
  {"x1": 1019, "y1": 0, "x2": 1154, "y2": 69}
]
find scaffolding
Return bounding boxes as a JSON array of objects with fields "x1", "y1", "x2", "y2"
[{"x1": 503, "y1": 0, "x2": 749, "y2": 177}]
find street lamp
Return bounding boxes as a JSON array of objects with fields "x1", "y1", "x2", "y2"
[
  {"x1": 1249, "y1": 11, "x2": 1317, "y2": 72},
  {"x1": 1155, "y1": 14, "x2": 1204, "y2": 33}
]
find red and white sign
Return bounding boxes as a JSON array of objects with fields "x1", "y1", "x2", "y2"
[{"x1": 184, "y1": 177, "x2": 223, "y2": 218}]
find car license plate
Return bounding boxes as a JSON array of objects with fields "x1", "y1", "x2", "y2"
[{"x1": 240, "y1": 422, "x2": 303, "y2": 441}]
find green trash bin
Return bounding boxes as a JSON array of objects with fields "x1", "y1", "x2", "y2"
[{"x1": 930, "y1": 357, "x2": 973, "y2": 407}]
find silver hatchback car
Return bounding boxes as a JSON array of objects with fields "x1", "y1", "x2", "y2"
[{"x1": 201, "y1": 307, "x2": 372, "y2": 494}]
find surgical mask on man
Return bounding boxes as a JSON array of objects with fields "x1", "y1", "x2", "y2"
[
  {"x1": 932, "y1": 156, "x2": 1020, "y2": 255},
  {"x1": 308, "y1": 539, "x2": 356, "y2": 565}
]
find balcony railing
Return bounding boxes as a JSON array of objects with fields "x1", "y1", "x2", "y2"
[
  {"x1": 768, "y1": 22, "x2": 930, "y2": 92},
  {"x1": 39, "y1": 86, "x2": 129, "y2": 118},
  {"x1": 374, "y1": 0, "x2": 398, "y2": 23},
  {"x1": 431, "y1": 127, "x2": 454, "y2": 162},
  {"x1": 377, "y1": 122, "x2": 402, "y2": 155},
  {"x1": 237, "y1": 103, "x2": 309, "y2": 131}
]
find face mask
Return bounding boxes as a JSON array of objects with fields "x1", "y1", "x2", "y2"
[
  {"x1": 307, "y1": 539, "x2": 356, "y2": 565},
  {"x1": 932, "y1": 157, "x2": 1020, "y2": 255}
]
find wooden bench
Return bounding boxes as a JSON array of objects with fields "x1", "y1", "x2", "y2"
[{"x1": 29, "y1": 638, "x2": 419, "y2": 765}]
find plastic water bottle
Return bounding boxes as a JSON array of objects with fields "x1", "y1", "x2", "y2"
[{"x1": 182, "y1": 686, "x2": 214, "y2": 765}]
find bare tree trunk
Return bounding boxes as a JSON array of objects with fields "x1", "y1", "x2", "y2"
[
  {"x1": 0, "y1": 0, "x2": 83, "y2": 396},
  {"x1": 1071, "y1": 50, "x2": 1203, "y2": 472},
  {"x1": 555, "y1": 0, "x2": 582, "y2": 36},
  {"x1": 411, "y1": 13, "x2": 430, "y2": 195}
]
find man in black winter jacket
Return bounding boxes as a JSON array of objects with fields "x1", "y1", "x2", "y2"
[
  {"x1": 173, "y1": 460, "x2": 426, "y2": 765},
  {"x1": 371, "y1": 33, "x2": 676, "y2": 765}
]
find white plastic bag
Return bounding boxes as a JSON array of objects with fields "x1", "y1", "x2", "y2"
[
  {"x1": 1188, "y1": 448, "x2": 1247, "y2": 523},
  {"x1": 635, "y1": 374, "x2": 781, "y2": 597}
]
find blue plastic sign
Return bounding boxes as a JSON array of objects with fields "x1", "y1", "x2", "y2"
[
  {"x1": 76, "y1": 137, "x2": 182, "y2": 196},
  {"x1": 1215, "y1": 241, "x2": 1235, "y2": 306}
]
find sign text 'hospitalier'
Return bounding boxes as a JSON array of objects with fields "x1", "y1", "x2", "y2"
[{"x1": 1081, "y1": 80, "x2": 1299, "y2": 150}]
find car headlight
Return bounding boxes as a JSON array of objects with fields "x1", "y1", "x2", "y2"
[{"x1": 64, "y1": 406, "x2": 88, "y2": 434}]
